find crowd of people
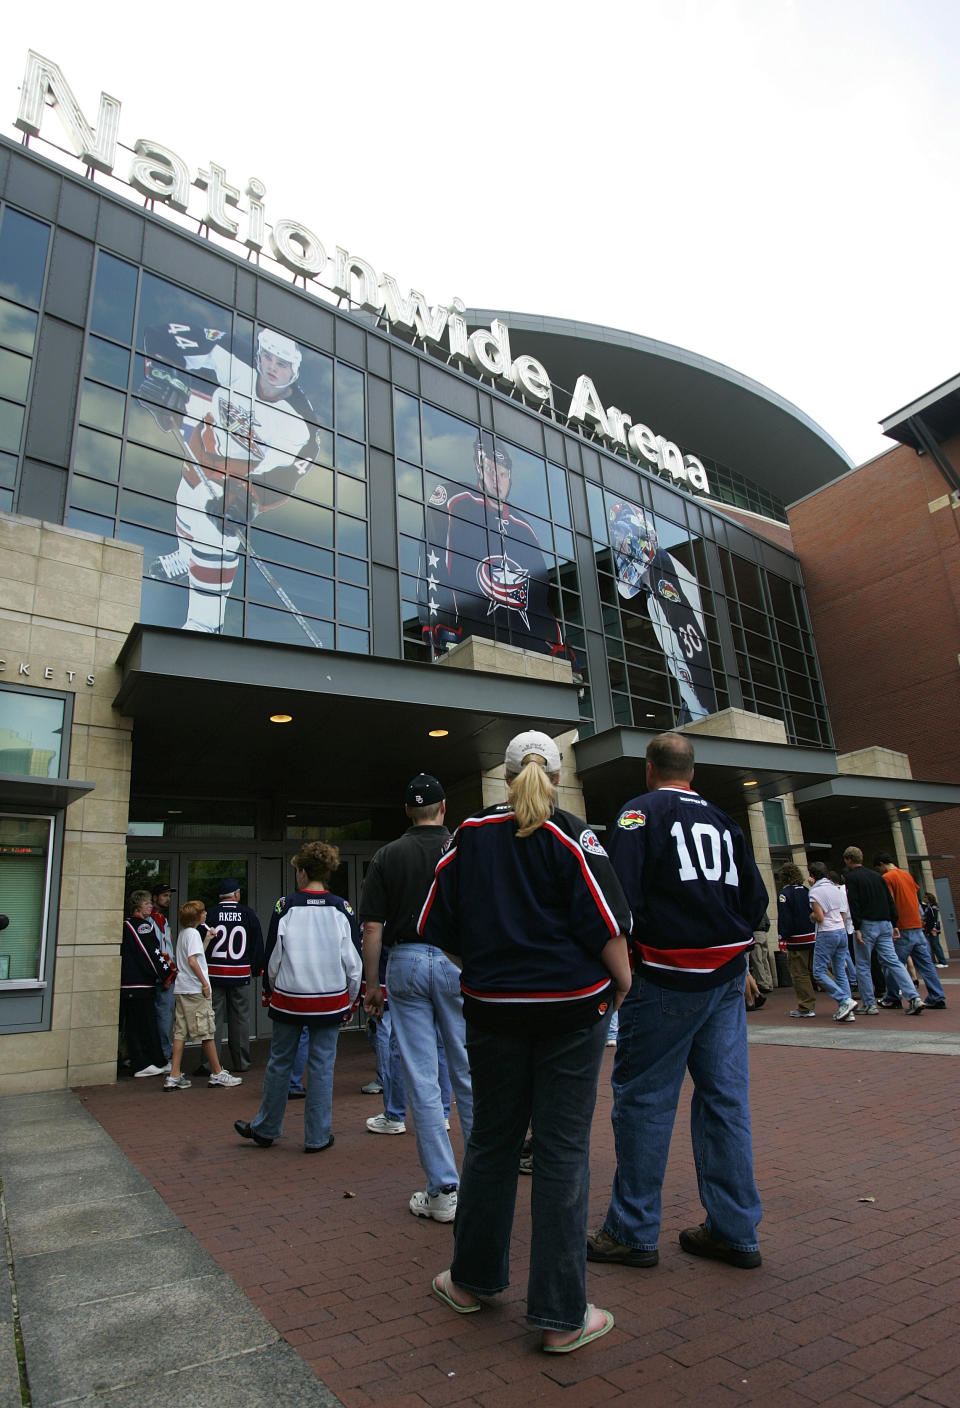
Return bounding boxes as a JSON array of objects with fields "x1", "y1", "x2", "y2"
[{"x1": 118, "y1": 729, "x2": 950, "y2": 1356}]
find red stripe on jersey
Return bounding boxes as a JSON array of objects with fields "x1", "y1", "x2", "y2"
[
  {"x1": 190, "y1": 562, "x2": 232, "y2": 586},
  {"x1": 208, "y1": 963, "x2": 251, "y2": 979},
  {"x1": 269, "y1": 988, "x2": 350, "y2": 1016},
  {"x1": 417, "y1": 836, "x2": 462, "y2": 933},
  {"x1": 636, "y1": 940, "x2": 752, "y2": 973},
  {"x1": 542, "y1": 819, "x2": 621, "y2": 938},
  {"x1": 460, "y1": 977, "x2": 611, "y2": 1004}
]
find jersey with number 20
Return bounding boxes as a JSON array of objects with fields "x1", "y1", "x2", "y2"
[{"x1": 608, "y1": 785, "x2": 768, "y2": 992}]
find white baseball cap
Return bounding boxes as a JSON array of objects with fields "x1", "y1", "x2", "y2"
[{"x1": 504, "y1": 730, "x2": 562, "y2": 776}]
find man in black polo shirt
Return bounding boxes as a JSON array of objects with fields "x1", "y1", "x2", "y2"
[
  {"x1": 843, "y1": 846, "x2": 923, "y2": 1016},
  {"x1": 360, "y1": 774, "x2": 473, "y2": 1223}
]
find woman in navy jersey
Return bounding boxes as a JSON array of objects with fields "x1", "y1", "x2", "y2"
[{"x1": 419, "y1": 730, "x2": 631, "y2": 1353}]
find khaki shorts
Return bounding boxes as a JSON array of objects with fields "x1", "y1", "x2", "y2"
[{"x1": 174, "y1": 992, "x2": 216, "y2": 1042}]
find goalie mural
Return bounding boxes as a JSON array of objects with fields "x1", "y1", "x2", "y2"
[
  {"x1": 608, "y1": 500, "x2": 717, "y2": 722},
  {"x1": 419, "y1": 432, "x2": 574, "y2": 668},
  {"x1": 138, "y1": 323, "x2": 324, "y2": 636}
]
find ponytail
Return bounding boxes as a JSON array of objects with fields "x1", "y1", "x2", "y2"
[{"x1": 508, "y1": 755, "x2": 559, "y2": 837}]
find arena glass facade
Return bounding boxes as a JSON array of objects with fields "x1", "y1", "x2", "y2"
[{"x1": 1, "y1": 127, "x2": 957, "y2": 1089}]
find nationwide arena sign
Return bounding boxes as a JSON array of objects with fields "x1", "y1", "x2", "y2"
[{"x1": 14, "y1": 51, "x2": 709, "y2": 495}]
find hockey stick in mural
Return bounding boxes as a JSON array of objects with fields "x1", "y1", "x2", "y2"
[{"x1": 167, "y1": 423, "x2": 325, "y2": 650}]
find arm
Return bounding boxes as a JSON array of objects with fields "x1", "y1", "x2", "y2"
[
  {"x1": 187, "y1": 952, "x2": 211, "y2": 997},
  {"x1": 361, "y1": 921, "x2": 385, "y2": 1019},
  {"x1": 810, "y1": 899, "x2": 825, "y2": 925},
  {"x1": 598, "y1": 933, "x2": 632, "y2": 1010}
]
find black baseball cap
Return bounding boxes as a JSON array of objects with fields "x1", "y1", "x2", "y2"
[
  {"x1": 151, "y1": 882, "x2": 172, "y2": 897},
  {"x1": 219, "y1": 878, "x2": 242, "y2": 896},
  {"x1": 404, "y1": 773, "x2": 445, "y2": 806}
]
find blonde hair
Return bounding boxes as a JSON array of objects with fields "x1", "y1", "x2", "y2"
[{"x1": 507, "y1": 755, "x2": 559, "y2": 838}]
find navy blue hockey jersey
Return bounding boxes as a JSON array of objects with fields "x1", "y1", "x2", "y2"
[
  {"x1": 419, "y1": 804, "x2": 631, "y2": 1030},
  {"x1": 120, "y1": 916, "x2": 173, "y2": 992},
  {"x1": 609, "y1": 785, "x2": 767, "y2": 990},
  {"x1": 204, "y1": 901, "x2": 266, "y2": 985}
]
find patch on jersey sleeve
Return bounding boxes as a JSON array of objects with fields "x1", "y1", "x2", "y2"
[
  {"x1": 618, "y1": 809, "x2": 646, "y2": 830},
  {"x1": 428, "y1": 483, "x2": 448, "y2": 507},
  {"x1": 204, "y1": 328, "x2": 226, "y2": 342},
  {"x1": 343, "y1": 900, "x2": 355, "y2": 915},
  {"x1": 579, "y1": 827, "x2": 607, "y2": 857},
  {"x1": 657, "y1": 579, "x2": 681, "y2": 602}
]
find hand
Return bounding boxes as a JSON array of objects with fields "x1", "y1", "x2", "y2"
[
  {"x1": 136, "y1": 365, "x2": 190, "y2": 430},
  {"x1": 363, "y1": 983, "x2": 385, "y2": 1020},
  {"x1": 202, "y1": 985, "x2": 211, "y2": 998},
  {"x1": 745, "y1": 973, "x2": 760, "y2": 1005},
  {"x1": 855, "y1": 930, "x2": 865, "y2": 946}
]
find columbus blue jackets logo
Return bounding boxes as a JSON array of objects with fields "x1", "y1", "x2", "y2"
[
  {"x1": 618, "y1": 809, "x2": 646, "y2": 830},
  {"x1": 476, "y1": 555, "x2": 531, "y2": 629},
  {"x1": 428, "y1": 483, "x2": 447, "y2": 507},
  {"x1": 204, "y1": 328, "x2": 227, "y2": 342},
  {"x1": 677, "y1": 664, "x2": 692, "y2": 684},
  {"x1": 579, "y1": 828, "x2": 607, "y2": 857},
  {"x1": 218, "y1": 393, "x2": 264, "y2": 462},
  {"x1": 657, "y1": 579, "x2": 681, "y2": 603}
]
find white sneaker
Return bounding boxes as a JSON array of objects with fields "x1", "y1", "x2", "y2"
[
  {"x1": 159, "y1": 1062, "x2": 172, "y2": 1074},
  {"x1": 366, "y1": 1114, "x2": 406, "y2": 1134},
  {"x1": 164, "y1": 1075, "x2": 192, "y2": 1090},
  {"x1": 834, "y1": 996, "x2": 857, "y2": 1021},
  {"x1": 134, "y1": 1064, "x2": 165, "y2": 1077},
  {"x1": 409, "y1": 1188, "x2": 457, "y2": 1222},
  {"x1": 208, "y1": 1070, "x2": 242, "y2": 1087}
]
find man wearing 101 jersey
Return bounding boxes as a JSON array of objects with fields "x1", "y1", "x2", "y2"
[
  {"x1": 588, "y1": 731, "x2": 768, "y2": 1270},
  {"x1": 139, "y1": 323, "x2": 322, "y2": 634}
]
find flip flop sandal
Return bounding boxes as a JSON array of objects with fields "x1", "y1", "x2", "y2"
[
  {"x1": 542, "y1": 1305, "x2": 614, "y2": 1354},
  {"x1": 431, "y1": 1271, "x2": 481, "y2": 1314}
]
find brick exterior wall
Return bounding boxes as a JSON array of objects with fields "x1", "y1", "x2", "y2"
[{"x1": 788, "y1": 440, "x2": 960, "y2": 926}]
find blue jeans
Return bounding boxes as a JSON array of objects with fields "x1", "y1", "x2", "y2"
[
  {"x1": 451, "y1": 1017, "x2": 607, "y2": 1331},
  {"x1": 252, "y1": 1019, "x2": 338, "y2": 1149},
  {"x1": 813, "y1": 929, "x2": 853, "y2": 1007},
  {"x1": 385, "y1": 944, "x2": 473, "y2": 1195},
  {"x1": 895, "y1": 930, "x2": 944, "y2": 1002},
  {"x1": 373, "y1": 1009, "x2": 452, "y2": 1122},
  {"x1": 289, "y1": 1026, "x2": 309, "y2": 1093},
  {"x1": 154, "y1": 983, "x2": 176, "y2": 1063},
  {"x1": 605, "y1": 970, "x2": 761, "y2": 1252},
  {"x1": 855, "y1": 920, "x2": 918, "y2": 1005}
]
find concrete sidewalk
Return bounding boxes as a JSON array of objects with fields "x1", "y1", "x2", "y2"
[{"x1": 3, "y1": 980, "x2": 959, "y2": 1407}]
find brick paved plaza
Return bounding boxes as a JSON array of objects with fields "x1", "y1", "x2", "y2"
[{"x1": 71, "y1": 981, "x2": 960, "y2": 1408}]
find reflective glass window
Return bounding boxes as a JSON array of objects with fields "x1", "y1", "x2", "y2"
[
  {"x1": 73, "y1": 427, "x2": 122, "y2": 484},
  {"x1": 0, "y1": 209, "x2": 50, "y2": 309},
  {"x1": 335, "y1": 363, "x2": 364, "y2": 440},
  {"x1": 84, "y1": 336, "x2": 130, "y2": 389},
  {"x1": 0, "y1": 814, "x2": 54, "y2": 984},
  {"x1": 91, "y1": 252, "x2": 138, "y2": 344},
  {"x1": 0, "y1": 689, "x2": 65, "y2": 777},
  {"x1": 0, "y1": 347, "x2": 30, "y2": 402},
  {"x1": 0, "y1": 299, "x2": 37, "y2": 356},
  {"x1": 0, "y1": 400, "x2": 24, "y2": 455}
]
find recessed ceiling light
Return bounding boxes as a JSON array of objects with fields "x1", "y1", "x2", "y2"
[
  {"x1": 270, "y1": 713, "x2": 293, "y2": 724},
  {"x1": 286, "y1": 813, "x2": 296, "y2": 819},
  {"x1": 428, "y1": 729, "x2": 449, "y2": 738},
  {"x1": 743, "y1": 780, "x2": 758, "y2": 787},
  {"x1": 167, "y1": 809, "x2": 182, "y2": 814},
  {"x1": 899, "y1": 806, "x2": 910, "y2": 813}
]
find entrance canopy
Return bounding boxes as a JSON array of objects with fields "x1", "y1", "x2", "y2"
[
  {"x1": 114, "y1": 626, "x2": 582, "y2": 817},
  {"x1": 793, "y1": 775, "x2": 960, "y2": 853}
]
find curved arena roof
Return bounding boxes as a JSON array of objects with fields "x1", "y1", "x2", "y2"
[{"x1": 466, "y1": 310, "x2": 852, "y2": 506}]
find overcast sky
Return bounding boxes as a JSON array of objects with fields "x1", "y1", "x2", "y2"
[{"x1": 2, "y1": 0, "x2": 958, "y2": 467}]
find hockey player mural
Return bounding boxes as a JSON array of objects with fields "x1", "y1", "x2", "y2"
[
  {"x1": 419, "y1": 431, "x2": 575, "y2": 669},
  {"x1": 607, "y1": 500, "x2": 716, "y2": 723},
  {"x1": 137, "y1": 322, "x2": 326, "y2": 638}
]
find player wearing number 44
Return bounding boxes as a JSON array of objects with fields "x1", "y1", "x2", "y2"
[
  {"x1": 194, "y1": 879, "x2": 265, "y2": 1077},
  {"x1": 587, "y1": 732, "x2": 769, "y2": 1271}
]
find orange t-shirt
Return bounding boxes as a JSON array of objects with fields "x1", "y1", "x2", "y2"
[{"x1": 882, "y1": 867, "x2": 922, "y2": 929}]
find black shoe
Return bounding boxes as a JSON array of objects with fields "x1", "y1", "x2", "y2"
[
  {"x1": 234, "y1": 1119, "x2": 273, "y2": 1148},
  {"x1": 587, "y1": 1228, "x2": 659, "y2": 1266},
  {"x1": 305, "y1": 1136, "x2": 335, "y2": 1153},
  {"x1": 878, "y1": 997, "x2": 902, "y2": 1009},
  {"x1": 288, "y1": 1088, "x2": 307, "y2": 1099},
  {"x1": 921, "y1": 998, "x2": 946, "y2": 1009},
  {"x1": 753, "y1": 992, "x2": 767, "y2": 1009},
  {"x1": 679, "y1": 1224, "x2": 761, "y2": 1269}
]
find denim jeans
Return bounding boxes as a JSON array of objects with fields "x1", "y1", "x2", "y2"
[
  {"x1": 894, "y1": 930, "x2": 944, "y2": 1002},
  {"x1": 605, "y1": 970, "x2": 761, "y2": 1252},
  {"x1": 813, "y1": 929, "x2": 853, "y2": 1006},
  {"x1": 154, "y1": 983, "x2": 176, "y2": 1063},
  {"x1": 373, "y1": 1008, "x2": 452, "y2": 1122},
  {"x1": 854, "y1": 920, "x2": 918, "y2": 1005},
  {"x1": 252, "y1": 1019, "x2": 338, "y2": 1148},
  {"x1": 289, "y1": 1025, "x2": 309, "y2": 1093},
  {"x1": 385, "y1": 943, "x2": 473, "y2": 1194},
  {"x1": 451, "y1": 1017, "x2": 607, "y2": 1331}
]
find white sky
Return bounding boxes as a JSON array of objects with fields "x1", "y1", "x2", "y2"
[{"x1": 2, "y1": 0, "x2": 958, "y2": 467}]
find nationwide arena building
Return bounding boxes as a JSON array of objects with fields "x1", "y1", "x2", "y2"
[{"x1": 1, "y1": 52, "x2": 957, "y2": 1091}]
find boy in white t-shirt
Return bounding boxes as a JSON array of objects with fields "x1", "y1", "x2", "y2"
[{"x1": 165, "y1": 900, "x2": 243, "y2": 1091}]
